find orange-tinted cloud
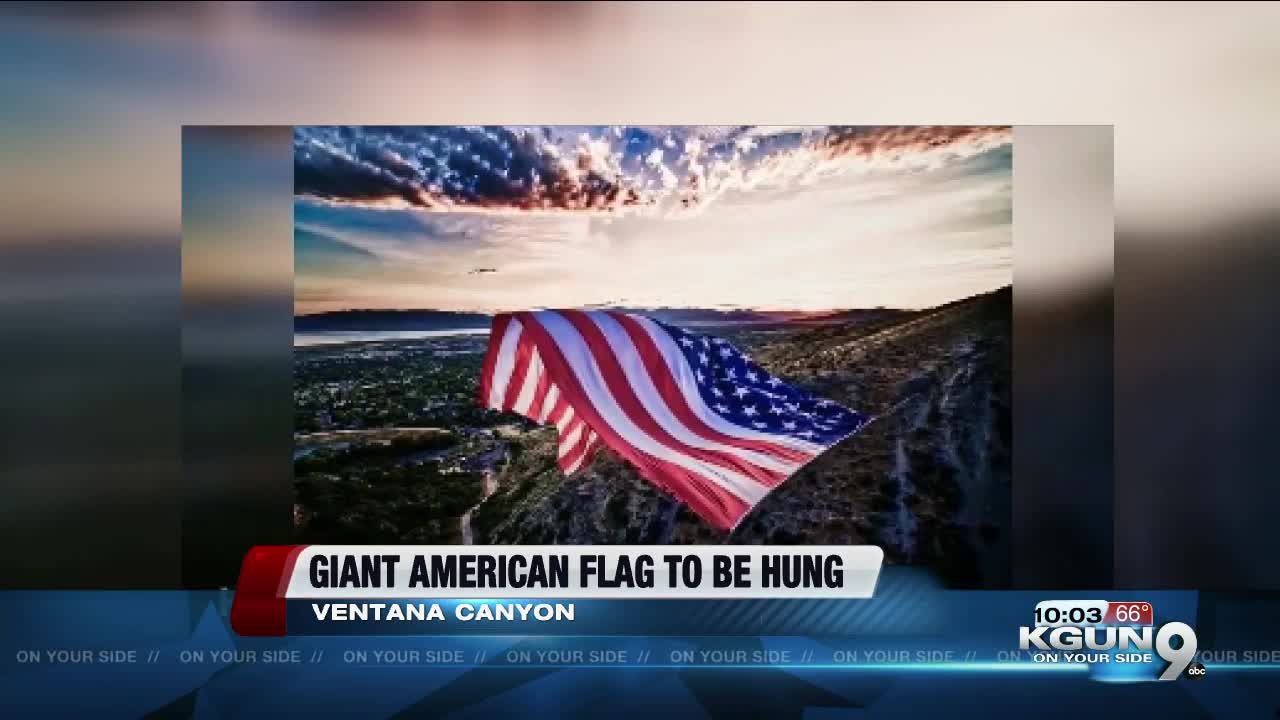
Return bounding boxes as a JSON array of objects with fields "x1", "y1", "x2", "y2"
[{"x1": 294, "y1": 125, "x2": 1011, "y2": 217}]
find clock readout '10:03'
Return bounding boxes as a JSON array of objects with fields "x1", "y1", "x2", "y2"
[{"x1": 1034, "y1": 600, "x2": 1154, "y2": 627}]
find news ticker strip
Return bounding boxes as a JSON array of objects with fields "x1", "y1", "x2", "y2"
[
  {"x1": 6, "y1": 633, "x2": 1279, "y2": 716},
  {"x1": 231, "y1": 545, "x2": 884, "y2": 636},
  {"x1": 12, "y1": 639, "x2": 1280, "y2": 673}
]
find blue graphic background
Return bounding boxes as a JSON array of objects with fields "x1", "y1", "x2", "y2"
[{"x1": 2, "y1": 570, "x2": 1279, "y2": 718}]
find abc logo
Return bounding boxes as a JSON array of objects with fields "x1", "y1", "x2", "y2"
[{"x1": 1183, "y1": 661, "x2": 1207, "y2": 680}]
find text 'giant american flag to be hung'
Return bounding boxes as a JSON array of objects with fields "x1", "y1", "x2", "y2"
[{"x1": 478, "y1": 310, "x2": 868, "y2": 531}]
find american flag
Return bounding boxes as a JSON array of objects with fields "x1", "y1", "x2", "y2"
[{"x1": 477, "y1": 310, "x2": 868, "y2": 531}]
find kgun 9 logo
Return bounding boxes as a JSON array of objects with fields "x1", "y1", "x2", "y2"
[{"x1": 1019, "y1": 622, "x2": 1199, "y2": 681}]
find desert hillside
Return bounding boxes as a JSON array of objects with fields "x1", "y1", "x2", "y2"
[{"x1": 471, "y1": 287, "x2": 1012, "y2": 587}]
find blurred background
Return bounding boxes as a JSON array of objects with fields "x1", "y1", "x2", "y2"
[{"x1": 0, "y1": 2, "x2": 1276, "y2": 589}]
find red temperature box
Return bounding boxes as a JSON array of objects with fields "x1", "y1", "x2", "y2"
[{"x1": 1104, "y1": 601, "x2": 1154, "y2": 626}]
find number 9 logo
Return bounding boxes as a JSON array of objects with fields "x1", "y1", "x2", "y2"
[{"x1": 1155, "y1": 622, "x2": 1198, "y2": 681}]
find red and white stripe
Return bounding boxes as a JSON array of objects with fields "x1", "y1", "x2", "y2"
[
  {"x1": 480, "y1": 315, "x2": 601, "y2": 475},
  {"x1": 477, "y1": 310, "x2": 825, "y2": 530}
]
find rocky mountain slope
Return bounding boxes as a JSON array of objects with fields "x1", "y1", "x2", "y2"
[{"x1": 471, "y1": 287, "x2": 1012, "y2": 587}]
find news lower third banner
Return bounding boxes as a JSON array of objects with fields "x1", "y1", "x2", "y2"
[
  {"x1": 7, "y1": 564, "x2": 1280, "y2": 718},
  {"x1": 218, "y1": 544, "x2": 1276, "y2": 685},
  {"x1": 5, "y1": 575, "x2": 1280, "y2": 717},
  {"x1": 231, "y1": 545, "x2": 884, "y2": 636}
]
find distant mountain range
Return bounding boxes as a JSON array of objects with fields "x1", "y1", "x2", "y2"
[
  {"x1": 295, "y1": 310, "x2": 493, "y2": 332},
  {"x1": 294, "y1": 306, "x2": 896, "y2": 332},
  {"x1": 604, "y1": 307, "x2": 803, "y2": 324}
]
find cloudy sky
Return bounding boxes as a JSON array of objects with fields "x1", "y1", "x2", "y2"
[{"x1": 294, "y1": 125, "x2": 1012, "y2": 315}]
